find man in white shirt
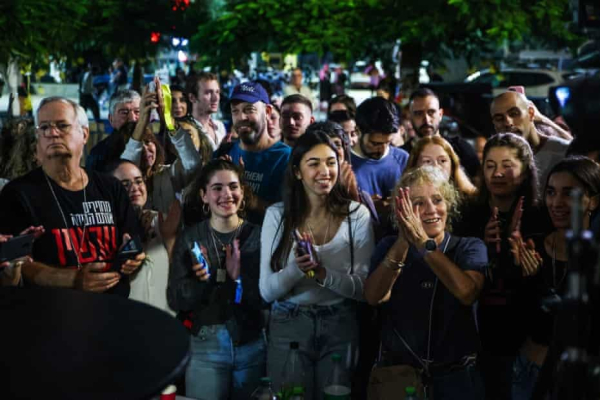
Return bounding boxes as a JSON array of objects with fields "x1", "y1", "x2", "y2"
[
  {"x1": 490, "y1": 91, "x2": 571, "y2": 186},
  {"x1": 188, "y1": 72, "x2": 226, "y2": 151}
]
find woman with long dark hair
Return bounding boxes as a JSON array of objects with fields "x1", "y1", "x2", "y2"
[
  {"x1": 168, "y1": 159, "x2": 265, "y2": 399},
  {"x1": 455, "y1": 132, "x2": 547, "y2": 400},
  {"x1": 260, "y1": 131, "x2": 375, "y2": 399},
  {"x1": 512, "y1": 156, "x2": 600, "y2": 399}
]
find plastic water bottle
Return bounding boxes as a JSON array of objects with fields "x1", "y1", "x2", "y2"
[
  {"x1": 405, "y1": 386, "x2": 419, "y2": 400},
  {"x1": 323, "y1": 353, "x2": 351, "y2": 400},
  {"x1": 281, "y1": 342, "x2": 305, "y2": 400},
  {"x1": 251, "y1": 377, "x2": 277, "y2": 400}
]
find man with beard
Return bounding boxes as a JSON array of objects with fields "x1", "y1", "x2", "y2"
[
  {"x1": 189, "y1": 72, "x2": 226, "y2": 151},
  {"x1": 404, "y1": 88, "x2": 480, "y2": 178},
  {"x1": 221, "y1": 82, "x2": 291, "y2": 223},
  {"x1": 280, "y1": 94, "x2": 315, "y2": 147},
  {"x1": 0, "y1": 97, "x2": 144, "y2": 296},
  {"x1": 350, "y1": 97, "x2": 409, "y2": 199},
  {"x1": 490, "y1": 90, "x2": 570, "y2": 186}
]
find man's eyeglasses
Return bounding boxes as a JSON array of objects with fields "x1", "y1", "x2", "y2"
[{"x1": 35, "y1": 122, "x2": 73, "y2": 136}]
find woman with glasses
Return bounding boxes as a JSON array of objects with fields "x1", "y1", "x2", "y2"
[{"x1": 109, "y1": 159, "x2": 179, "y2": 314}]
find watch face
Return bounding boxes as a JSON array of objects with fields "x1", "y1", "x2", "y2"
[{"x1": 425, "y1": 239, "x2": 437, "y2": 252}]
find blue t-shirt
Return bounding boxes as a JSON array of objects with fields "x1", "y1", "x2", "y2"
[
  {"x1": 369, "y1": 233, "x2": 488, "y2": 365},
  {"x1": 351, "y1": 146, "x2": 409, "y2": 198},
  {"x1": 224, "y1": 141, "x2": 291, "y2": 204}
]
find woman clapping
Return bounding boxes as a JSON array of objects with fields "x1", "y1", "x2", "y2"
[{"x1": 365, "y1": 166, "x2": 487, "y2": 400}]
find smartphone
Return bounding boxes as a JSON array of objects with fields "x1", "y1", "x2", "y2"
[
  {"x1": 148, "y1": 80, "x2": 156, "y2": 93},
  {"x1": 0, "y1": 234, "x2": 35, "y2": 263},
  {"x1": 189, "y1": 242, "x2": 209, "y2": 277},
  {"x1": 293, "y1": 230, "x2": 316, "y2": 278},
  {"x1": 118, "y1": 235, "x2": 143, "y2": 259},
  {"x1": 294, "y1": 229, "x2": 316, "y2": 262}
]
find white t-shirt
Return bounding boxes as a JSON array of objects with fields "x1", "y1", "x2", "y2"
[
  {"x1": 196, "y1": 117, "x2": 227, "y2": 151},
  {"x1": 259, "y1": 201, "x2": 375, "y2": 306},
  {"x1": 536, "y1": 135, "x2": 570, "y2": 188}
]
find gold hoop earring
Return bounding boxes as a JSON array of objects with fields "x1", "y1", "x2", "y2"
[
  {"x1": 239, "y1": 199, "x2": 246, "y2": 212},
  {"x1": 202, "y1": 203, "x2": 210, "y2": 214}
]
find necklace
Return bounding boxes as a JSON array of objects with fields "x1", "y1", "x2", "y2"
[
  {"x1": 551, "y1": 233, "x2": 568, "y2": 289},
  {"x1": 306, "y1": 214, "x2": 332, "y2": 246},
  {"x1": 44, "y1": 169, "x2": 88, "y2": 269},
  {"x1": 208, "y1": 219, "x2": 243, "y2": 283}
]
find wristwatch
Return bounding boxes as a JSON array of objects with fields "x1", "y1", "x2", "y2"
[{"x1": 424, "y1": 239, "x2": 437, "y2": 253}]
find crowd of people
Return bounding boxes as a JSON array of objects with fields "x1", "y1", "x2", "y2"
[{"x1": 0, "y1": 67, "x2": 597, "y2": 400}]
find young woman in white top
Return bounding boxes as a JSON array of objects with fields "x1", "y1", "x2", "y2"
[{"x1": 260, "y1": 127, "x2": 375, "y2": 400}]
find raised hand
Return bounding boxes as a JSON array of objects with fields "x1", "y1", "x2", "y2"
[
  {"x1": 509, "y1": 196, "x2": 524, "y2": 236},
  {"x1": 340, "y1": 161, "x2": 359, "y2": 201},
  {"x1": 508, "y1": 233, "x2": 542, "y2": 277},
  {"x1": 484, "y1": 206, "x2": 501, "y2": 253},
  {"x1": 158, "y1": 200, "x2": 182, "y2": 242},
  {"x1": 225, "y1": 239, "x2": 241, "y2": 280},
  {"x1": 395, "y1": 187, "x2": 428, "y2": 249}
]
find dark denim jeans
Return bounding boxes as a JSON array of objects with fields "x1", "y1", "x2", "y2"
[
  {"x1": 512, "y1": 352, "x2": 541, "y2": 400},
  {"x1": 429, "y1": 362, "x2": 485, "y2": 400},
  {"x1": 267, "y1": 300, "x2": 359, "y2": 400},
  {"x1": 186, "y1": 324, "x2": 266, "y2": 400}
]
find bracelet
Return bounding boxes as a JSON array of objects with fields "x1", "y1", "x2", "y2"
[{"x1": 383, "y1": 257, "x2": 404, "y2": 271}]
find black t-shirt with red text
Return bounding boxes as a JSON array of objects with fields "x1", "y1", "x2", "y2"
[{"x1": 0, "y1": 168, "x2": 140, "y2": 296}]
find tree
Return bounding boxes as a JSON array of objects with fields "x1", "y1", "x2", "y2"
[
  {"x1": 191, "y1": 0, "x2": 583, "y2": 71},
  {"x1": 0, "y1": 0, "x2": 88, "y2": 65}
]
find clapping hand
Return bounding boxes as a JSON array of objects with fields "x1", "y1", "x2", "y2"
[
  {"x1": 395, "y1": 187, "x2": 429, "y2": 250},
  {"x1": 225, "y1": 239, "x2": 241, "y2": 280},
  {"x1": 508, "y1": 232, "x2": 542, "y2": 276}
]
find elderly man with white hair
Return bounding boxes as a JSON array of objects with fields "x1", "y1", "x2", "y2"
[{"x1": 0, "y1": 96, "x2": 145, "y2": 296}]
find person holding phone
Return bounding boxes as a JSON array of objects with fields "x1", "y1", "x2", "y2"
[
  {"x1": 0, "y1": 226, "x2": 44, "y2": 286},
  {"x1": 109, "y1": 159, "x2": 179, "y2": 315},
  {"x1": 121, "y1": 76, "x2": 203, "y2": 214},
  {"x1": 0, "y1": 97, "x2": 144, "y2": 296},
  {"x1": 168, "y1": 159, "x2": 265, "y2": 400},
  {"x1": 260, "y1": 130, "x2": 375, "y2": 399}
]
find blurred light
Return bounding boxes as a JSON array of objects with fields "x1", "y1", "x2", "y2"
[
  {"x1": 182, "y1": 39, "x2": 189, "y2": 46},
  {"x1": 172, "y1": 38, "x2": 181, "y2": 46},
  {"x1": 555, "y1": 87, "x2": 571, "y2": 108},
  {"x1": 150, "y1": 32, "x2": 161, "y2": 43},
  {"x1": 178, "y1": 50, "x2": 188, "y2": 63}
]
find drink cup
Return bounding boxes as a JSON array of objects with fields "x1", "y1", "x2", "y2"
[{"x1": 160, "y1": 384, "x2": 177, "y2": 400}]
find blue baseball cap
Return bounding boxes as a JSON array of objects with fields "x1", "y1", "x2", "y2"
[{"x1": 230, "y1": 82, "x2": 270, "y2": 104}]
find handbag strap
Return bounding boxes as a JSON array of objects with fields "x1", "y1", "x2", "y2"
[{"x1": 386, "y1": 234, "x2": 457, "y2": 374}]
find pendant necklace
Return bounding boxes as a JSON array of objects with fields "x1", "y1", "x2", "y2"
[
  {"x1": 44, "y1": 169, "x2": 88, "y2": 269},
  {"x1": 209, "y1": 219, "x2": 243, "y2": 283}
]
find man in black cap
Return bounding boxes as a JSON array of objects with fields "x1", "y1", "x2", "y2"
[{"x1": 220, "y1": 82, "x2": 292, "y2": 223}]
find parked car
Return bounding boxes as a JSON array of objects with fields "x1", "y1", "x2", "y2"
[{"x1": 464, "y1": 68, "x2": 570, "y2": 98}]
